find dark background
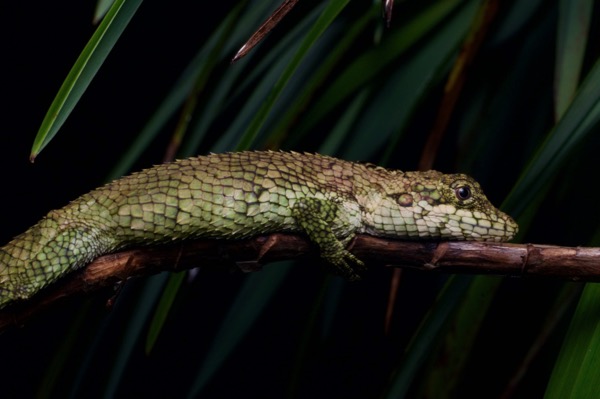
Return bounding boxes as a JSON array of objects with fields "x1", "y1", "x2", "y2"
[
  {"x1": 1, "y1": 2, "x2": 241, "y2": 395},
  {"x1": 0, "y1": 1, "x2": 591, "y2": 398},
  {"x1": 2, "y1": 1, "x2": 234, "y2": 239}
]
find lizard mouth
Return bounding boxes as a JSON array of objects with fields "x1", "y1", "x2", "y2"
[{"x1": 444, "y1": 211, "x2": 518, "y2": 242}]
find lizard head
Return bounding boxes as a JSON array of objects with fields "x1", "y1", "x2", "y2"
[
  {"x1": 362, "y1": 170, "x2": 518, "y2": 242},
  {"x1": 431, "y1": 172, "x2": 518, "y2": 241}
]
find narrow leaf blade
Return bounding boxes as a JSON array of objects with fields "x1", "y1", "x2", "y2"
[{"x1": 30, "y1": 0, "x2": 143, "y2": 160}]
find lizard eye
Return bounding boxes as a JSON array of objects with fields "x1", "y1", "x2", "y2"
[{"x1": 455, "y1": 185, "x2": 472, "y2": 201}]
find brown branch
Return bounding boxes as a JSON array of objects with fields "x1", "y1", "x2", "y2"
[{"x1": 1, "y1": 234, "x2": 599, "y2": 331}]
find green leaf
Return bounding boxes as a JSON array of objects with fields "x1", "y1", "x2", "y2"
[
  {"x1": 108, "y1": 0, "x2": 273, "y2": 177},
  {"x1": 348, "y1": 0, "x2": 479, "y2": 161},
  {"x1": 268, "y1": 5, "x2": 375, "y2": 148},
  {"x1": 234, "y1": 0, "x2": 351, "y2": 150},
  {"x1": 145, "y1": 272, "x2": 186, "y2": 354},
  {"x1": 504, "y1": 57, "x2": 600, "y2": 216},
  {"x1": 383, "y1": 276, "x2": 474, "y2": 398},
  {"x1": 413, "y1": 276, "x2": 502, "y2": 398},
  {"x1": 31, "y1": 0, "x2": 143, "y2": 160},
  {"x1": 554, "y1": 0, "x2": 593, "y2": 120},
  {"x1": 211, "y1": 4, "x2": 326, "y2": 153},
  {"x1": 321, "y1": 89, "x2": 371, "y2": 155},
  {"x1": 94, "y1": 0, "x2": 116, "y2": 23},
  {"x1": 545, "y1": 284, "x2": 600, "y2": 398},
  {"x1": 102, "y1": 275, "x2": 168, "y2": 398},
  {"x1": 295, "y1": 0, "x2": 464, "y2": 136}
]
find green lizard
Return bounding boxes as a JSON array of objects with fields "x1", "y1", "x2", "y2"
[{"x1": 0, "y1": 151, "x2": 517, "y2": 308}]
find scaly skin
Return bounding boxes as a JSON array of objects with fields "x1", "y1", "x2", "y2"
[{"x1": 0, "y1": 151, "x2": 518, "y2": 307}]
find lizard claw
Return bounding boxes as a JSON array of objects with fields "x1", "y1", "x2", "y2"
[{"x1": 323, "y1": 249, "x2": 366, "y2": 281}]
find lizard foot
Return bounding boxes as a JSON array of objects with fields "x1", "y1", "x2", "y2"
[{"x1": 323, "y1": 249, "x2": 366, "y2": 281}]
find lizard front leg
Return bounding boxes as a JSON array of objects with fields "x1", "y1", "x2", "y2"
[{"x1": 291, "y1": 197, "x2": 365, "y2": 280}]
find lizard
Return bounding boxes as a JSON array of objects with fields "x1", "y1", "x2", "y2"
[{"x1": 0, "y1": 151, "x2": 518, "y2": 308}]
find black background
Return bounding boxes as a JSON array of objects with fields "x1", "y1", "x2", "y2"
[
  {"x1": 2, "y1": 1, "x2": 235, "y2": 241},
  {"x1": 0, "y1": 2, "x2": 579, "y2": 398}
]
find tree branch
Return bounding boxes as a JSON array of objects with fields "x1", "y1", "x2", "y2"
[{"x1": 1, "y1": 234, "x2": 599, "y2": 331}]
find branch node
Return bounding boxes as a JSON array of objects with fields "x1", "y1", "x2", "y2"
[
  {"x1": 522, "y1": 243, "x2": 533, "y2": 276},
  {"x1": 257, "y1": 234, "x2": 280, "y2": 261},
  {"x1": 429, "y1": 242, "x2": 449, "y2": 268}
]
